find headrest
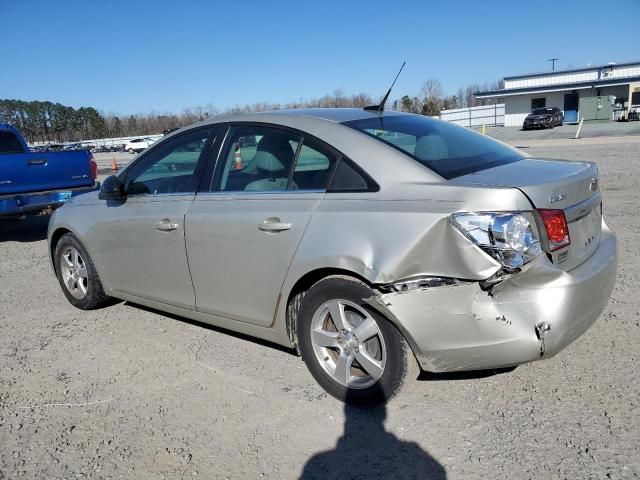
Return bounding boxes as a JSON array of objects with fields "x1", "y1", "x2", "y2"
[
  {"x1": 253, "y1": 135, "x2": 294, "y2": 172},
  {"x1": 414, "y1": 134, "x2": 448, "y2": 162}
]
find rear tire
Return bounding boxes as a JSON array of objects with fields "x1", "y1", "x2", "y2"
[
  {"x1": 296, "y1": 276, "x2": 419, "y2": 406},
  {"x1": 54, "y1": 233, "x2": 110, "y2": 310}
]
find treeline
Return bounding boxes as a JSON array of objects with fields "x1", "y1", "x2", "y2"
[
  {"x1": 0, "y1": 90, "x2": 374, "y2": 143},
  {"x1": 0, "y1": 100, "x2": 108, "y2": 143},
  {"x1": 0, "y1": 80, "x2": 501, "y2": 143},
  {"x1": 116, "y1": 89, "x2": 375, "y2": 139},
  {"x1": 395, "y1": 79, "x2": 504, "y2": 116}
]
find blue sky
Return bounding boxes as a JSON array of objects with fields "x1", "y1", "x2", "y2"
[{"x1": 2, "y1": 0, "x2": 638, "y2": 115}]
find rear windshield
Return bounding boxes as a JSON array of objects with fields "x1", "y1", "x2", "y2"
[
  {"x1": 0, "y1": 130, "x2": 25, "y2": 154},
  {"x1": 342, "y1": 115, "x2": 522, "y2": 179}
]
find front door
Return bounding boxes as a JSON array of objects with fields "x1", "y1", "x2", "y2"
[
  {"x1": 564, "y1": 93, "x2": 579, "y2": 123},
  {"x1": 97, "y1": 127, "x2": 216, "y2": 309},
  {"x1": 186, "y1": 124, "x2": 339, "y2": 326}
]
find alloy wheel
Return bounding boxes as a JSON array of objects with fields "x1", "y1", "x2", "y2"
[
  {"x1": 60, "y1": 246, "x2": 89, "y2": 299},
  {"x1": 310, "y1": 299, "x2": 386, "y2": 389}
]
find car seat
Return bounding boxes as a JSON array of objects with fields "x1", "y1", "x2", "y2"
[
  {"x1": 244, "y1": 135, "x2": 297, "y2": 191},
  {"x1": 414, "y1": 134, "x2": 448, "y2": 162}
]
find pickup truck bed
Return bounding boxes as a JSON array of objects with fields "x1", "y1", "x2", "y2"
[{"x1": 1, "y1": 124, "x2": 98, "y2": 218}]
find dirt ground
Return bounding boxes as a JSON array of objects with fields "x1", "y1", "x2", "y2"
[{"x1": 1, "y1": 131, "x2": 639, "y2": 479}]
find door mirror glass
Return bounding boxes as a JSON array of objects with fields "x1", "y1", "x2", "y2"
[{"x1": 99, "y1": 175, "x2": 125, "y2": 200}]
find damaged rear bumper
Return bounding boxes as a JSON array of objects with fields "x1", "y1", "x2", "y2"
[{"x1": 369, "y1": 225, "x2": 617, "y2": 372}]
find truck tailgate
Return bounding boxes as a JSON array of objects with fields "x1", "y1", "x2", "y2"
[{"x1": 0, "y1": 151, "x2": 93, "y2": 195}]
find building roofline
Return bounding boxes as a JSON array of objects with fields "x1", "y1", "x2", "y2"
[
  {"x1": 476, "y1": 75, "x2": 640, "y2": 98},
  {"x1": 503, "y1": 60, "x2": 640, "y2": 81}
]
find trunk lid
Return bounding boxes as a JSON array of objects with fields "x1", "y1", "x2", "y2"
[{"x1": 451, "y1": 158, "x2": 602, "y2": 270}]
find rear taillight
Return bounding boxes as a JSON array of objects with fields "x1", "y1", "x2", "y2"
[
  {"x1": 537, "y1": 209, "x2": 570, "y2": 251},
  {"x1": 89, "y1": 154, "x2": 98, "y2": 180}
]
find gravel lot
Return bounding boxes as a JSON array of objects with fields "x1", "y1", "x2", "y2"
[{"x1": 1, "y1": 129, "x2": 639, "y2": 479}]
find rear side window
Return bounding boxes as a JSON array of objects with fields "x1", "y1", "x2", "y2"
[
  {"x1": 0, "y1": 131, "x2": 25, "y2": 154},
  {"x1": 212, "y1": 125, "x2": 339, "y2": 192},
  {"x1": 328, "y1": 158, "x2": 377, "y2": 192},
  {"x1": 291, "y1": 137, "x2": 338, "y2": 190},
  {"x1": 342, "y1": 115, "x2": 522, "y2": 180},
  {"x1": 214, "y1": 126, "x2": 301, "y2": 192}
]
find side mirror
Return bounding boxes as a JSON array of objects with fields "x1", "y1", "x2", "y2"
[{"x1": 99, "y1": 175, "x2": 125, "y2": 201}]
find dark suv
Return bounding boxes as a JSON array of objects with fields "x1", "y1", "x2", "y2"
[{"x1": 523, "y1": 107, "x2": 564, "y2": 130}]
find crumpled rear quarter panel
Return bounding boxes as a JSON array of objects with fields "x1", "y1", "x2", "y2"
[{"x1": 288, "y1": 183, "x2": 531, "y2": 286}]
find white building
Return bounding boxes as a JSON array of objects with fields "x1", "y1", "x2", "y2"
[{"x1": 476, "y1": 61, "x2": 640, "y2": 127}]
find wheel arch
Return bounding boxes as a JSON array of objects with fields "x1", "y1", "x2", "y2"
[
  {"x1": 284, "y1": 267, "x2": 373, "y2": 354},
  {"x1": 49, "y1": 227, "x2": 73, "y2": 275},
  {"x1": 283, "y1": 267, "x2": 424, "y2": 372}
]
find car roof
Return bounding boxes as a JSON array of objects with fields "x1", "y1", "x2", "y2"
[
  {"x1": 167, "y1": 108, "x2": 442, "y2": 187},
  {"x1": 192, "y1": 108, "x2": 412, "y2": 128}
]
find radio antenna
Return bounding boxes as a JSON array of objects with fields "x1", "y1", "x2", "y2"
[{"x1": 364, "y1": 61, "x2": 406, "y2": 113}]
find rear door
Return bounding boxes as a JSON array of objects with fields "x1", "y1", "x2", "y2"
[
  {"x1": 185, "y1": 124, "x2": 339, "y2": 326},
  {"x1": 97, "y1": 126, "x2": 217, "y2": 309}
]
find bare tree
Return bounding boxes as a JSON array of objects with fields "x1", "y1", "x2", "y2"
[
  {"x1": 420, "y1": 79, "x2": 444, "y2": 101},
  {"x1": 457, "y1": 87, "x2": 466, "y2": 108}
]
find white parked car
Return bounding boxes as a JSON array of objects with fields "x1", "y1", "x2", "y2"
[{"x1": 124, "y1": 138, "x2": 155, "y2": 154}]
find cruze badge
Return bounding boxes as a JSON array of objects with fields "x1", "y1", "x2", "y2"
[
  {"x1": 549, "y1": 192, "x2": 567, "y2": 204},
  {"x1": 589, "y1": 178, "x2": 599, "y2": 192}
]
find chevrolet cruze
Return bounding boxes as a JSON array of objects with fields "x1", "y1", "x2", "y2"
[{"x1": 48, "y1": 109, "x2": 617, "y2": 405}]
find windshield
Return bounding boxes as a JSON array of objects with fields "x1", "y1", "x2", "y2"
[
  {"x1": 342, "y1": 115, "x2": 523, "y2": 179},
  {"x1": 532, "y1": 108, "x2": 553, "y2": 115}
]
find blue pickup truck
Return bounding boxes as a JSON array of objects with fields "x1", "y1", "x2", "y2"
[{"x1": 0, "y1": 124, "x2": 99, "y2": 219}]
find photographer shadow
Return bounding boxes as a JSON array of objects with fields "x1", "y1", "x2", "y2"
[{"x1": 300, "y1": 398, "x2": 446, "y2": 480}]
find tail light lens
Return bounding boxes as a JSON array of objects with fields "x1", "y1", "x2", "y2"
[
  {"x1": 89, "y1": 153, "x2": 98, "y2": 180},
  {"x1": 537, "y1": 209, "x2": 570, "y2": 251}
]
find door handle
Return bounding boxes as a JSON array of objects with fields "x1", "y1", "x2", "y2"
[
  {"x1": 258, "y1": 218, "x2": 292, "y2": 233},
  {"x1": 155, "y1": 219, "x2": 179, "y2": 231},
  {"x1": 27, "y1": 158, "x2": 47, "y2": 166}
]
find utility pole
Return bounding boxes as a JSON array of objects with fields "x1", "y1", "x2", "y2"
[{"x1": 548, "y1": 58, "x2": 559, "y2": 71}]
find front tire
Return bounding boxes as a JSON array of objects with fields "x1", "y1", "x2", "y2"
[
  {"x1": 297, "y1": 276, "x2": 419, "y2": 406},
  {"x1": 55, "y1": 233, "x2": 110, "y2": 310}
]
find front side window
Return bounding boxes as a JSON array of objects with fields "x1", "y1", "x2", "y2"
[
  {"x1": 213, "y1": 126, "x2": 338, "y2": 192},
  {"x1": 342, "y1": 115, "x2": 522, "y2": 180},
  {"x1": 125, "y1": 128, "x2": 213, "y2": 195}
]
